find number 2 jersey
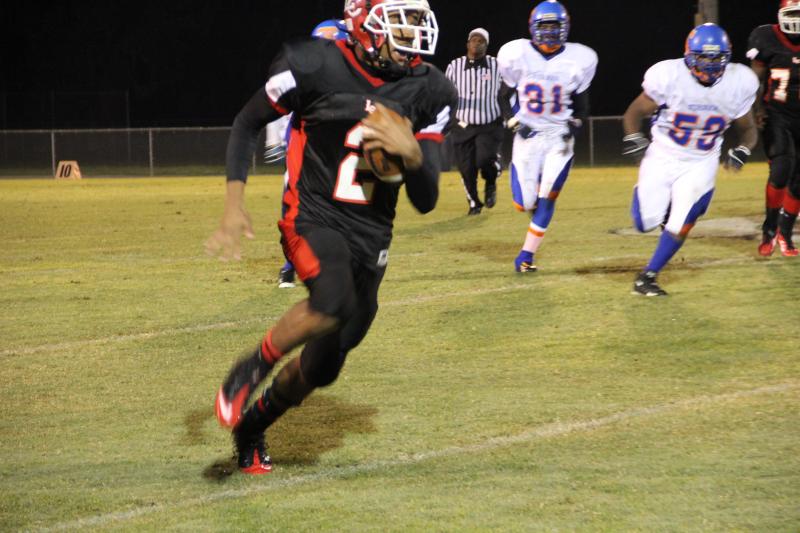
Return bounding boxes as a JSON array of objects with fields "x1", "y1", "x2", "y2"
[
  {"x1": 496, "y1": 39, "x2": 597, "y2": 134},
  {"x1": 643, "y1": 59, "x2": 758, "y2": 161},
  {"x1": 264, "y1": 38, "x2": 456, "y2": 264},
  {"x1": 747, "y1": 24, "x2": 800, "y2": 116}
]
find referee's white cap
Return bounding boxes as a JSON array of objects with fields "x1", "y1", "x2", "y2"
[{"x1": 468, "y1": 28, "x2": 489, "y2": 44}]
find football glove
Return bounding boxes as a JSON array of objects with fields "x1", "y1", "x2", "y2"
[
  {"x1": 264, "y1": 143, "x2": 286, "y2": 164},
  {"x1": 725, "y1": 145, "x2": 751, "y2": 171},
  {"x1": 506, "y1": 117, "x2": 537, "y2": 139},
  {"x1": 505, "y1": 117, "x2": 521, "y2": 133},
  {"x1": 622, "y1": 133, "x2": 649, "y2": 158}
]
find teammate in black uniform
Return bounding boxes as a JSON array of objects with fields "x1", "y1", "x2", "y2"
[
  {"x1": 205, "y1": 0, "x2": 456, "y2": 474},
  {"x1": 748, "y1": 0, "x2": 800, "y2": 257}
]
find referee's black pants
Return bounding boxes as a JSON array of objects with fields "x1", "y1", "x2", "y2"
[{"x1": 451, "y1": 120, "x2": 504, "y2": 209}]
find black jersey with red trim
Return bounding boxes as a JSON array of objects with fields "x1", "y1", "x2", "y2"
[
  {"x1": 748, "y1": 24, "x2": 800, "y2": 115},
  {"x1": 266, "y1": 38, "x2": 457, "y2": 265}
]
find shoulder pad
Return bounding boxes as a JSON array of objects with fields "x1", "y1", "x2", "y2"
[{"x1": 282, "y1": 37, "x2": 331, "y2": 75}]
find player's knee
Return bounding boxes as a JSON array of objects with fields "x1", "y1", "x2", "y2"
[
  {"x1": 633, "y1": 212, "x2": 661, "y2": 233},
  {"x1": 477, "y1": 154, "x2": 499, "y2": 173},
  {"x1": 338, "y1": 290, "x2": 358, "y2": 323},
  {"x1": 769, "y1": 154, "x2": 794, "y2": 189},
  {"x1": 479, "y1": 163, "x2": 499, "y2": 180},
  {"x1": 308, "y1": 285, "x2": 355, "y2": 324},
  {"x1": 635, "y1": 220, "x2": 660, "y2": 233},
  {"x1": 630, "y1": 188, "x2": 658, "y2": 233},
  {"x1": 664, "y1": 221, "x2": 693, "y2": 239},
  {"x1": 788, "y1": 178, "x2": 800, "y2": 201},
  {"x1": 300, "y1": 349, "x2": 345, "y2": 388}
]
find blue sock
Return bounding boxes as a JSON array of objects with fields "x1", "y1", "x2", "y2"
[
  {"x1": 282, "y1": 260, "x2": 294, "y2": 271},
  {"x1": 532, "y1": 198, "x2": 555, "y2": 229},
  {"x1": 646, "y1": 231, "x2": 684, "y2": 273}
]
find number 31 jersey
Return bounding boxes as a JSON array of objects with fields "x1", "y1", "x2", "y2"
[
  {"x1": 643, "y1": 59, "x2": 758, "y2": 161},
  {"x1": 496, "y1": 40, "x2": 597, "y2": 134}
]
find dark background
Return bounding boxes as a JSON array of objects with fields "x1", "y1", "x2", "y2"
[{"x1": 0, "y1": 1, "x2": 779, "y2": 129}]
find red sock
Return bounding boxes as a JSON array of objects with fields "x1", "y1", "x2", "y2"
[
  {"x1": 767, "y1": 183, "x2": 785, "y2": 209},
  {"x1": 260, "y1": 330, "x2": 284, "y2": 365},
  {"x1": 783, "y1": 192, "x2": 800, "y2": 216}
]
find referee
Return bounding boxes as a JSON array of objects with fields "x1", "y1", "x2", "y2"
[{"x1": 445, "y1": 28, "x2": 504, "y2": 215}]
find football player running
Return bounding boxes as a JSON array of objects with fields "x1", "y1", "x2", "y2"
[
  {"x1": 622, "y1": 23, "x2": 759, "y2": 296},
  {"x1": 205, "y1": 0, "x2": 456, "y2": 474},
  {"x1": 748, "y1": 1, "x2": 800, "y2": 257},
  {"x1": 497, "y1": 0, "x2": 597, "y2": 273}
]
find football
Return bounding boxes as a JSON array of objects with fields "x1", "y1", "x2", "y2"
[
  {"x1": 364, "y1": 147, "x2": 404, "y2": 184},
  {"x1": 363, "y1": 104, "x2": 406, "y2": 184}
]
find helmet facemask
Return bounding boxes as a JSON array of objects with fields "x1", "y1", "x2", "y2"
[
  {"x1": 685, "y1": 47, "x2": 731, "y2": 86},
  {"x1": 362, "y1": 1, "x2": 438, "y2": 58},
  {"x1": 779, "y1": 5, "x2": 800, "y2": 35},
  {"x1": 532, "y1": 20, "x2": 568, "y2": 54}
]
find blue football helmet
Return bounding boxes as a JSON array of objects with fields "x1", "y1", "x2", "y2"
[
  {"x1": 312, "y1": 19, "x2": 347, "y2": 40},
  {"x1": 684, "y1": 23, "x2": 731, "y2": 86},
  {"x1": 529, "y1": 0, "x2": 570, "y2": 54}
]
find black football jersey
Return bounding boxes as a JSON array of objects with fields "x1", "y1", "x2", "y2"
[
  {"x1": 748, "y1": 24, "x2": 800, "y2": 114},
  {"x1": 266, "y1": 38, "x2": 457, "y2": 263}
]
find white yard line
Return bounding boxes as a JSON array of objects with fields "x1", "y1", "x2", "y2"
[
  {"x1": 0, "y1": 284, "x2": 532, "y2": 357},
  {"x1": 0, "y1": 249, "x2": 776, "y2": 357},
  {"x1": 0, "y1": 254, "x2": 772, "y2": 358},
  {"x1": 38, "y1": 382, "x2": 798, "y2": 532},
  {"x1": 0, "y1": 319, "x2": 268, "y2": 357}
]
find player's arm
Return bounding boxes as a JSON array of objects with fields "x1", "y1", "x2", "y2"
[
  {"x1": 498, "y1": 82, "x2": 517, "y2": 125},
  {"x1": 207, "y1": 45, "x2": 299, "y2": 260},
  {"x1": 227, "y1": 87, "x2": 284, "y2": 183},
  {"x1": 724, "y1": 110, "x2": 758, "y2": 172},
  {"x1": 565, "y1": 89, "x2": 589, "y2": 139},
  {"x1": 402, "y1": 140, "x2": 442, "y2": 213},
  {"x1": 445, "y1": 61, "x2": 455, "y2": 83},
  {"x1": 205, "y1": 87, "x2": 284, "y2": 260},
  {"x1": 361, "y1": 117, "x2": 440, "y2": 213},
  {"x1": 403, "y1": 85, "x2": 459, "y2": 213},
  {"x1": 363, "y1": 102, "x2": 444, "y2": 213},
  {"x1": 621, "y1": 92, "x2": 659, "y2": 157},
  {"x1": 749, "y1": 60, "x2": 768, "y2": 129}
]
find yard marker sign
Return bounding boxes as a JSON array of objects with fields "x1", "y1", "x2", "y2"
[{"x1": 55, "y1": 161, "x2": 82, "y2": 180}]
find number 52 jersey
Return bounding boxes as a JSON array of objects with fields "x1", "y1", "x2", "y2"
[{"x1": 643, "y1": 59, "x2": 758, "y2": 161}]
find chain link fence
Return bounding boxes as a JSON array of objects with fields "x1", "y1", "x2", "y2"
[{"x1": 0, "y1": 117, "x2": 760, "y2": 178}]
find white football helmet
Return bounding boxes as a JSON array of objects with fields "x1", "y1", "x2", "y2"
[
  {"x1": 344, "y1": 0, "x2": 439, "y2": 58},
  {"x1": 780, "y1": 0, "x2": 800, "y2": 35}
]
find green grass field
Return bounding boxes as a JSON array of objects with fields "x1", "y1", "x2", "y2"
[{"x1": 1, "y1": 165, "x2": 798, "y2": 532}]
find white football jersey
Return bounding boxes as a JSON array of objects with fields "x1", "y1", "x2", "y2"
[
  {"x1": 643, "y1": 59, "x2": 758, "y2": 161},
  {"x1": 497, "y1": 39, "x2": 597, "y2": 134}
]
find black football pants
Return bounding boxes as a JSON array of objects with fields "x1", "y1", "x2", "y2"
[{"x1": 453, "y1": 122, "x2": 504, "y2": 208}]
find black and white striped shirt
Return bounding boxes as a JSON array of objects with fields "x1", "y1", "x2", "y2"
[{"x1": 445, "y1": 55, "x2": 502, "y2": 125}]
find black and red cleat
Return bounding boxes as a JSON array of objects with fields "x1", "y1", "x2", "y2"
[
  {"x1": 215, "y1": 349, "x2": 273, "y2": 429},
  {"x1": 777, "y1": 231, "x2": 799, "y2": 257},
  {"x1": 758, "y1": 231, "x2": 777, "y2": 257},
  {"x1": 234, "y1": 428, "x2": 273, "y2": 475}
]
